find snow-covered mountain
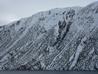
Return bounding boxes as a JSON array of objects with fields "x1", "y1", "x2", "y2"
[{"x1": 0, "y1": 1, "x2": 98, "y2": 70}]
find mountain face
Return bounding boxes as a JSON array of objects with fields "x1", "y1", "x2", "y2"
[{"x1": 0, "y1": 2, "x2": 98, "y2": 71}]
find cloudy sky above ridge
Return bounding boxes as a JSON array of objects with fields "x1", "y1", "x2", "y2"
[{"x1": 0, "y1": 0, "x2": 97, "y2": 26}]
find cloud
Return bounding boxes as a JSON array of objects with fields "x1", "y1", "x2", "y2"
[{"x1": 0, "y1": 13, "x2": 20, "y2": 26}]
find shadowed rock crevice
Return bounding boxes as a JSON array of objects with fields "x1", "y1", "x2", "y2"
[{"x1": 53, "y1": 9, "x2": 75, "y2": 48}]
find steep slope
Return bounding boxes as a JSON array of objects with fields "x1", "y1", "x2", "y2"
[
  {"x1": 0, "y1": 2, "x2": 98, "y2": 70},
  {"x1": 47, "y1": 2, "x2": 98, "y2": 70}
]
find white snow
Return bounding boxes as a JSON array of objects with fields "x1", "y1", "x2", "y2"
[
  {"x1": 69, "y1": 37, "x2": 87, "y2": 69},
  {"x1": 69, "y1": 44, "x2": 83, "y2": 69}
]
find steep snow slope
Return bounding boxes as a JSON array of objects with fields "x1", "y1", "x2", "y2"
[
  {"x1": 47, "y1": 2, "x2": 98, "y2": 70},
  {"x1": 0, "y1": 2, "x2": 98, "y2": 70}
]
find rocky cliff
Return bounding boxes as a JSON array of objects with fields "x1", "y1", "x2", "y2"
[{"x1": 0, "y1": 2, "x2": 98, "y2": 71}]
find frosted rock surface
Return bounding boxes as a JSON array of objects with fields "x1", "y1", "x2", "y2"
[{"x1": 0, "y1": 2, "x2": 98, "y2": 71}]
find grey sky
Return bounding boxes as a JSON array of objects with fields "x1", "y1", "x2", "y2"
[{"x1": 0, "y1": 0, "x2": 98, "y2": 26}]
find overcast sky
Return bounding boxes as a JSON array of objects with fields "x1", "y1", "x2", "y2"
[{"x1": 0, "y1": 0, "x2": 98, "y2": 26}]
